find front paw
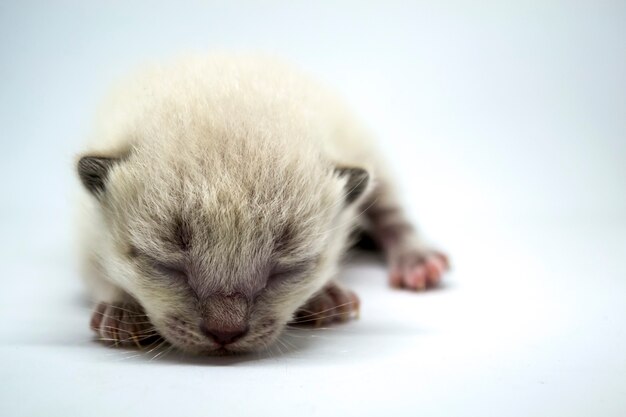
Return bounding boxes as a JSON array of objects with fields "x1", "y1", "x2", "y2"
[
  {"x1": 291, "y1": 281, "x2": 360, "y2": 327},
  {"x1": 388, "y1": 247, "x2": 449, "y2": 291},
  {"x1": 90, "y1": 302, "x2": 160, "y2": 347}
]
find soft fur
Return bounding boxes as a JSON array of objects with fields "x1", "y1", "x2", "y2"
[
  {"x1": 77, "y1": 54, "x2": 448, "y2": 355},
  {"x1": 77, "y1": 54, "x2": 380, "y2": 353}
]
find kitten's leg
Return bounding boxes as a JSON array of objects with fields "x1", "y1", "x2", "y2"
[
  {"x1": 291, "y1": 281, "x2": 360, "y2": 327},
  {"x1": 90, "y1": 298, "x2": 160, "y2": 347},
  {"x1": 87, "y1": 279, "x2": 159, "y2": 347},
  {"x1": 81, "y1": 251, "x2": 160, "y2": 347},
  {"x1": 362, "y1": 183, "x2": 449, "y2": 291}
]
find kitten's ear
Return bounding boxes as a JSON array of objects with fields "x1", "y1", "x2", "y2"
[
  {"x1": 77, "y1": 156, "x2": 119, "y2": 196},
  {"x1": 335, "y1": 166, "x2": 370, "y2": 205}
]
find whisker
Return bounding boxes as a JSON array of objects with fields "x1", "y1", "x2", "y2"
[
  {"x1": 291, "y1": 310, "x2": 358, "y2": 325},
  {"x1": 282, "y1": 330, "x2": 323, "y2": 339},
  {"x1": 285, "y1": 325, "x2": 344, "y2": 331},
  {"x1": 113, "y1": 352, "x2": 146, "y2": 361},
  {"x1": 98, "y1": 304, "x2": 148, "y2": 316},
  {"x1": 146, "y1": 340, "x2": 168, "y2": 357},
  {"x1": 97, "y1": 327, "x2": 159, "y2": 342},
  {"x1": 274, "y1": 338, "x2": 284, "y2": 356},
  {"x1": 151, "y1": 344, "x2": 174, "y2": 361},
  {"x1": 97, "y1": 332, "x2": 159, "y2": 343},
  {"x1": 139, "y1": 338, "x2": 165, "y2": 352},
  {"x1": 293, "y1": 300, "x2": 357, "y2": 320},
  {"x1": 94, "y1": 315, "x2": 154, "y2": 325},
  {"x1": 277, "y1": 336, "x2": 296, "y2": 352}
]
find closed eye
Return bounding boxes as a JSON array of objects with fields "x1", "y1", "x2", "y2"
[
  {"x1": 268, "y1": 258, "x2": 318, "y2": 283},
  {"x1": 129, "y1": 246, "x2": 188, "y2": 280}
]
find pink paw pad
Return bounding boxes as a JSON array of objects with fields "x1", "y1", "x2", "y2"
[{"x1": 390, "y1": 250, "x2": 449, "y2": 291}]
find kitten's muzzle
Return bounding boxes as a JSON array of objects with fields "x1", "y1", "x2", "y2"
[{"x1": 199, "y1": 322, "x2": 249, "y2": 345}]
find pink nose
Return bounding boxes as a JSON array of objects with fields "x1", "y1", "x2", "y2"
[{"x1": 199, "y1": 324, "x2": 248, "y2": 345}]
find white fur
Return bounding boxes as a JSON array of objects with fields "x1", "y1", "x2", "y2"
[{"x1": 77, "y1": 53, "x2": 387, "y2": 353}]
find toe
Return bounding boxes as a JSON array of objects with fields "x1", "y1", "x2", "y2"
[
  {"x1": 91, "y1": 302, "x2": 154, "y2": 347},
  {"x1": 388, "y1": 246, "x2": 450, "y2": 292},
  {"x1": 347, "y1": 291, "x2": 360, "y2": 319},
  {"x1": 90, "y1": 302, "x2": 107, "y2": 332},
  {"x1": 100, "y1": 311, "x2": 120, "y2": 343},
  {"x1": 315, "y1": 294, "x2": 336, "y2": 326},
  {"x1": 406, "y1": 265, "x2": 428, "y2": 291},
  {"x1": 293, "y1": 283, "x2": 360, "y2": 327},
  {"x1": 434, "y1": 251, "x2": 450, "y2": 270},
  {"x1": 389, "y1": 268, "x2": 403, "y2": 288},
  {"x1": 326, "y1": 285, "x2": 359, "y2": 322},
  {"x1": 424, "y1": 256, "x2": 444, "y2": 286},
  {"x1": 295, "y1": 293, "x2": 332, "y2": 326}
]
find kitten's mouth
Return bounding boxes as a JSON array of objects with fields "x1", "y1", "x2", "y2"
[
  {"x1": 203, "y1": 346, "x2": 240, "y2": 356},
  {"x1": 160, "y1": 316, "x2": 284, "y2": 355},
  {"x1": 161, "y1": 326, "x2": 248, "y2": 355}
]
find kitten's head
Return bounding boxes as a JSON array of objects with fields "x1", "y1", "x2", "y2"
[{"x1": 77, "y1": 142, "x2": 370, "y2": 354}]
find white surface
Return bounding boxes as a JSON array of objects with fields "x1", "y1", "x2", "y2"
[{"x1": 1, "y1": 1, "x2": 625, "y2": 416}]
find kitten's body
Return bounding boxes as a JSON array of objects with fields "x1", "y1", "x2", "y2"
[{"x1": 77, "y1": 54, "x2": 447, "y2": 354}]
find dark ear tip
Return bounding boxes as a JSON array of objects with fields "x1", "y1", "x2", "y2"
[
  {"x1": 335, "y1": 166, "x2": 370, "y2": 204},
  {"x1": 77, "y1": 155, "x2": 118, "y2": 195},
  {"x1": 335, "y1": 166, "x2": 369, "y2": 178}
]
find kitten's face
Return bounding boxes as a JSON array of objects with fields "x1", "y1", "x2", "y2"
[
  {"x1": 115, "y1": 207, "x2": 339, "y2": 355},
  {"x1": 84, "y1": 153, "x2": 368, "y2": 354}
]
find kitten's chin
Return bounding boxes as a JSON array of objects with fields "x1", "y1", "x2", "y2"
[{"x1": 156, "y1": 315, "x2": 286, "y2": 356}]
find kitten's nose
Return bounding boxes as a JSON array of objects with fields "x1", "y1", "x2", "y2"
[{"x1": 199, "y1": 323, "x2": 248, "y2": 345}]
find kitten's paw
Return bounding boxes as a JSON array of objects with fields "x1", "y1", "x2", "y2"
[
  {"x1": 90, "y1": 302, "x2": 159, "y2": 347},
  {"x1": 389, "y1": 247, "x2": 449, "y2": 291},
  {"x1": 292, "y1": 281, "x2": 360, "y2": 327}
]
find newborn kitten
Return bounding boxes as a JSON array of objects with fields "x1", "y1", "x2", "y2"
[{"x1": 77, "y1": 54, "x2": 448, "y2": 354}]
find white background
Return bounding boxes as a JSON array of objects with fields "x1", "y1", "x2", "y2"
[{"x1": 1, "y1": 1, "x2": 625, "y2": 416}]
